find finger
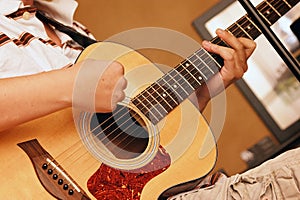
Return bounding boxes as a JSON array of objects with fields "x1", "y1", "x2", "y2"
[
  {"x1": 110, "y1": 61, "x2": 125, "y2": 75},
  {"x1": 238, "y1": 37, "x2": 257, "y2": 58},
  {"x1": 202, "y1": 40, "x2": 235, "y2": 62},
  {"x1": 111, "y1": 77, "x2": 127, "y2": 106},
  {"x1": 216, "y1": 29, "x2": 244, "y2": 52},
  {"x1": 119, "y1": 77, "x2": 128, "y2": 90},
  {"x1": 216, "y1": 29, "x2": 247, "y2": 66}
]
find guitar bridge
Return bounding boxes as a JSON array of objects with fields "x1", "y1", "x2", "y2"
[{"x1": 17, "y1": 139, "x2": 91, "y2": 200}]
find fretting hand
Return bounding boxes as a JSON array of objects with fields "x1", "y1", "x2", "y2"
[{"x1": 195, "y1": 29, "x2": 256, "y2": 111}]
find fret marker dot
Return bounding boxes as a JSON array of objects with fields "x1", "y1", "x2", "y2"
[
  {"x1": 198, "y1": 76, "x2": 202, "y2": 80},
  {"x1": 173, "y1": 85, "x2": 178, "y2": 88},
  {"x1": 185, "y1": 63, "x2": 190, "y2": 67},
  {"x1": 266, "y1": 10, "x2": 270, "y2": 14},
  {"x1": 247, "y1": 26, "x2": 251, "y2": 30},
  {"x1": 162, "y1": 93, "x2": 167, "y2": 97}
]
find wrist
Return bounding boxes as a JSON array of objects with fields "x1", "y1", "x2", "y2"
[
  {"x1": 44, "y1": 66, "x2": 77, "y2": 109},
  {"x1": 59, "y1": 66, "x2": 78, "y2": 108}
]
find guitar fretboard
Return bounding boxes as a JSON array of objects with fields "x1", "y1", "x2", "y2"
[{"x1": 132, "y1": 0, "x2": 299, "y2": 124}]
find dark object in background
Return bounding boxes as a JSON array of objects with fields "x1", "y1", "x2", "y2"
[{"x1": 290, "y1": 17, "x2": 300, "y2": 42}]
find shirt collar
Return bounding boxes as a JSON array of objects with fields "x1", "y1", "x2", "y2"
[{"x1": 0, "y1": 0, "x2": 78, "y2": 26}]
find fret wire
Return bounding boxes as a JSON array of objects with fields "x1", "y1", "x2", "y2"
[
  {"x1": 273, "y1": 0, "x2": 289, "y2": 10},
  {"x1": 164, "y1": 68, "x2": 189, "y2": 98},
  {"x1": 225, "y1": 12, "x2": 257, "y2": 40},
  {"x1": 167, "y1": 70, "x2": 192, "y2": 96},
  {"x1": 282, "y1": 0, "x2": 292, "y2": 8},
  {"x1": 165, "y1": 67, "x2": 198, "y2": 98},
  {"x1": 133, "y1": 56, "x2": 203, "y2": 120},
  {"x1": 132, "y1": 88, "x2": 170, "y2": 123},
  {"x1": 132, "y1": 96, "x2": 159, "y2": 123},
  {"x1": 170, "y1": 66, "x2": 197, "y2": 95},
  {"x1": 187, "y1": 56, "x2": 208, "y2": 80},
  {"x1": 135, "y1": 64, "x2": 193, "y2": 115},
  {"x1": 239, "y1": 16, "x2": 252, "y2": 31},
  {"x1": 135, "y1": 83, "x2": 173, "y2": 116},
  {"x1": 236, "y1": 17, "x2": 257, "y2": 39},
  {"x1": 277, "y1": 1, "x2": 291, "y2": 16},
  {"x1": 178, "y1": 65, "x2": 197, "y2": 89},
  {"x1": 225, "y1": 28, "x2": 234, "y2": 36},
  {"x1": 143, "y1": 90, "x2": 168, "y2": 117},
  {"x1": 156, "y1": 79, "x2": 180, "y2": 107},
  {"x1": 227, "y1": 24, "x2": 242, "y2": 38},
  {"x1": 194, "y1": 47, "x2": 222, "y2": 71},
  {"x1": 180, "y1": 59, "x2": 205, "y2": 87},
  {"x1": 188, "y1": 53, "x2": 215, "y2": 80},
  {"x1": 164, "y1": 70, "x2": 188, "y2": 97},
  {"x1": 159, "y1": 78, "x2": 184, "y2": 102},
  {"x1": 238, "y1": 17, "x2": 258, "y2": 38},
  {"x1": 198, "y1": 48, "x2": 222, "y2": 72},
  {"x1": 228, "y1": 23, "x2": 249, "y2": 39},
  {"x1": 245, "y1": 14, "x2": 262, "y2": 35},
  {"x1": 187, "y1": 56, "x2": 204, "y2": 71},
  {"x1": 132, "y1": 98, "x2": 147, "y2": 114},
  {"x1": 171, "y1": 59, "x2": 205, "y2": 92},
  {"x1": 140, "y1": 93, "x2": 165, "y2": 119},
  {"x1": 265, "y1": 0, "x2": 282, "y2": 17},
  {"x1": 180, "y1": 62, "x2": 202, "y2": 87},
  {"x1": 134, "y1": 96, "x2": 160, "y2": 122},
  {"x1": 175, "y1": 61, "x2": 199, "y2": 89},
  {"x1": 272, "y1": 0, "x2": 292, "y2": 16},
  {"x1": 150, "y1": 83, "x2": 175, "y2": 111},
  {"x1": 143, "y1": 90, "x2": 168, "y2": 115},
  {"x1": 160, "y1": 61, "x2": 201, "y2": 100},
  {"x1": 257, "y1": 6, "x2": 272, "y2": 25},
  {"x1": 158, "y1": 74, "x2": 184, "y2": 102},
  {"x1": 259, "y1": 0, "x2": 283, "y2": 24}
]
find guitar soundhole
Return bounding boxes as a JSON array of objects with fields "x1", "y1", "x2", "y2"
[{"x1": 90, "y1": 104, "x2": 149, "y2": 159}]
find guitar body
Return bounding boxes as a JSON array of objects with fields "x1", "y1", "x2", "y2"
[
  {"x1": 1, "y1": 0, "x2": 298, "y2": 197},
  {"x1": 0, "y1": 42, "x2": 217, "y2": 199},
  {"x1": 0, "y1": 109, "x2": 82, "y2": 199}
]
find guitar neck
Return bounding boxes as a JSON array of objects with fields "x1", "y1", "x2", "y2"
[
  {"x1": 132, "y1": 0, "x2": 299, "y2": 124},
  {"x1": 209, "y1": 0, "x2": 299, "y2": 66}
]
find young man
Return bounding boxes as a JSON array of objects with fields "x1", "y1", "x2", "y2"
[{"x1": 4, "y1": 1, "x2": 299, "y2": 200}]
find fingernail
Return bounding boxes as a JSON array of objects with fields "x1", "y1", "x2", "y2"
[
  {"x1": 216, "y1": 28, "x2": 224, "y2": 35},
  {"x1": 202, "y1": 40, "x2": 211, "y2": 48}
]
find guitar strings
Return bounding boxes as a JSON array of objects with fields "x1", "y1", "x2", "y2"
[
  {"x1": 53, "y1": 0, "x2": 280, "y2": 166},
  {"x1": 106, "y1": 0, "x2": 291, "y2": 162},
  {"x1": 41, "y1": 0, "x2": 290, "y2": 189},
  {"x1": 83, "y1": 0, "x2": 288, "y2": 158},
  {"x1": 86, "y1": 0, "x2": 282, "y2": 150},
  {"x1": 52, "y1": 0, "x2": 286, "y2": 172}
]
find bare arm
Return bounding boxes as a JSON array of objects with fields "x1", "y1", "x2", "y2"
[{"x1": 0, "y1": 60, "x2": 126, "y2": 132}]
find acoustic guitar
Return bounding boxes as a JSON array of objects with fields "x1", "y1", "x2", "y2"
[{"x1": 0, "y1": 0, "x2": 298, "y2": 199}]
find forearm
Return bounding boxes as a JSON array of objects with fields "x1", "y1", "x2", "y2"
[
  {"x1": 0, "y1": 67, "x2": 75, "y2": 131},
  {"x1": 191, "y1": 73, "x2": 226, "y2": 112}
]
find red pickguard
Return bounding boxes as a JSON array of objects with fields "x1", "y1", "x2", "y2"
[{"x1": 87, "y1": 146, "x2": 171, "y2": 200}]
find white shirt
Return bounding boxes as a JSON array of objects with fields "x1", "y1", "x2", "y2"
[{"x1": 0, "y1": 0, "x2": 93, "y2": 78}]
